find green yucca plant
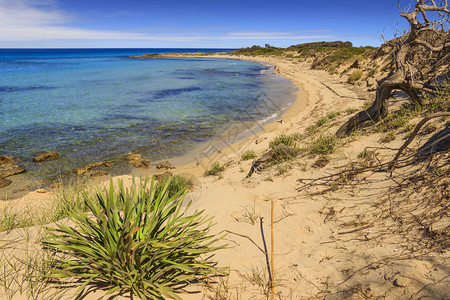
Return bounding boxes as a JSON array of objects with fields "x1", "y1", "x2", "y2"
[{"x1": 43, "y1": 177, "x2": 225, "y2": 299}]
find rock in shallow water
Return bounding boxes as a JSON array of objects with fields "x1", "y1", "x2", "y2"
[
  {"x1": 0, "y1": 155, "x2": 16, "y2": 165},
  {"x1": 132, "y1": 159, "x2": 151, "y2": 168},
  {"x1": 0, "y1": 164, "x2": 26, "y2": 179},
  {"x1": 0, "y1": 178, "x2": 12, "y2": 188},
  {"x1": 77, "y1": 161, "x2": 115, "y2": 175},
  {"x1": 125, "y1": 154, "x2": 150, "y2": 168},
  {"x1": 89, "y1": 171, "x2": 109, "y2": 177},
  {"x1": 0, "y1": 155, "x2": 25, "y2": 188},
  {"x1": 156, "y1": 161, "x2": 175, "y2": 170},
  {"x1": 126, "y1": 154, "x2": 141, "y2": 161},
  {"x1": 33, "y1": 152, "x2": 59, "y2": 162}
]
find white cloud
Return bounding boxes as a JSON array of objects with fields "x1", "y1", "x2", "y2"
[
  {"x1": 0, "y1": 0, "x2": 70, "y2": 27},
  {"x1": 223, "y1": 32, "x2": 333, "y2": 40},
  {"x1": 227, "y1": 30, "x2": 332, "y2": 37},
  {"x1": 0, "y1": 0, "x2": 153, "y2": 41},
  {"x1": 0, "y1": 0, "x2": 336, "y2": 46}
]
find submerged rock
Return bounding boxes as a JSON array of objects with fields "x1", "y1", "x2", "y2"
[
  {"x1": 156, "y1": 161, "x2": 175, "y2": 170},
  {"x1": 0, "y1": 155, "x2": 16, "y2": 165},
  {"x1": 77, "y1": 161, "x2": 115, "y2": 175},
  {"x1": 0, "y1": 155, "x2": 25, "y2": 187},
  {"x1": 132, "y1": 159, "x2": 151, "y2": 168},
  {"x1": 0, "y1": 178, "x2": 12, "y2": 188},
  {"x1": 89, "y1": 171, "x2": 109, "y2": 177},
  {"x1": 33, "y1": 152, "x2": 59, "y2": 162},
  {"x1": 126, "y1": 154, "x2": 151, "y2": 168},
  {"x1": 50, "y1": 182, "x2": 61, "y2": 189},
  {"x1": 126, "y1": 154, "x2": 141, "y2": 161},
  {"x1": 0, "y1": 164, "x2": 26, "y2": 179}
]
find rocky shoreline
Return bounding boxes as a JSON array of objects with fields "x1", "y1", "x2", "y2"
[{"x1": 0, "y1": 147, "x2": 184, "y2": 200}]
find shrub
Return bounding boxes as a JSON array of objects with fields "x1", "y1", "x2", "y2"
[
  {"x1": 426, "y1": 82, "x2": 449, "y2": 112},
  {"x1": 358, "y1": 149, "x2": 376, "y2": 161},
  {"x1": 375, "y1": 111, "x2": 412, "y2": 132},
  {"x1": 234, "y1": 45, "x2": 284, "y2": 56},
  {"x1": 269, "y1": 145, "x2": 300, "y2": 165},
  {"x1": 276, "y1": 166, "x2": 289, "y2": 175},
  {"x1": 315, "y1": 117, "x2": 327, "y2": 127},
  {"x1": 305, "y1": 125, "x2": 318, "y2": 135},
  {"x1": 205, "y1": 162, "x2": 225, "y2": 176},
  {"x1": 0, "y1": 205, "x2": 33, "y2": 232},
  {"x1": 422, "y1": 123, "x2": 437, "y2": 135},
  {"x1": 309, "y1": 135, "x2": 336, "y2": 155},
  {"x1": 400, "y1": 122, "x2": 416, "y2": 133},
  {"x1": 290, "y1": 132, "x2": 302, "y2": 140},
  {"x1": 362, "y1": 100, "x2": 372, "y2": 109},
  {"x1": 154, "y1": 174, "x2": 192, "y2": 198},
  {"x1": 347, "y1": 69, "x2": 363, "y2": 84},
  {"x1": 345, "y1": 108, "x2": 359, "y2": 115},
  {"x1": 380, "y1": 133, "x2": 396, "y2": 143},
  {"x1": 327, "y1": 111, "x2": 340, "y2": 120},
  {"x1": 241, "y1": 150, "x2": 257, "y2": 161},
  {"x1": 312, "y1": 155, "x2": 330, "y2": 168},
  {"x1": 269, "y1": 133, "x2": 299, "y2": 148},
  {"x1": 43, "y1": 178, "x2": 225, "y2": 299}
]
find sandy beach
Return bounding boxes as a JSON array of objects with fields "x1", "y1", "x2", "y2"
[{"x1": 1, "y1": 53, "x2": 448, "y2": 299}]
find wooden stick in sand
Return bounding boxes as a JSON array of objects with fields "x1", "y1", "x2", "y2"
[{"x1": 271, "y1": 198, "x2": 276, "y2": 300}]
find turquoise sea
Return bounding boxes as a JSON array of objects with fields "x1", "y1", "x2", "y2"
[{"x1": 0, "y1": 49, "x2": 297, "y2": 181}]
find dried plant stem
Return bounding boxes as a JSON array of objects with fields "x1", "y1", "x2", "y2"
[
  {"x1": 224, "y1": 230, "x2": 266, "y2": 255},
  {"x1": 259, "y1": 217, "x2": 272, "y2": 290}
]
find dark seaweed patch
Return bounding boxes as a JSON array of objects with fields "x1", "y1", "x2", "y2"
[
  {"x1": 152, "y1": 86, "x2": 202, "y2": 99},
  {"x1": 0, "y1": 86, "x2": 55, "y2": 93}
]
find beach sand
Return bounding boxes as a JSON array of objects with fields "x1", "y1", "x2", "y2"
[{"x1": 0, "y1": 54, "x2": 448, "y2": 299}]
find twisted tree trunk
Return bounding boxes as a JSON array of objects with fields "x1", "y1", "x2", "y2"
[{"x1": 336, "y1": 0, "x2": 449, "y2": 137}]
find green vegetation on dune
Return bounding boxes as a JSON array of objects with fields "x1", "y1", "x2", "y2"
[
  {"x1": 138, "y1": 42, "x2": 375, "y2": 73},
  {"x1": 241, "y1": 149, "x2": 257, "y2": 160},
  {"x1": 287, "y1": 41, "x2": 372, "y2": 58},
  {"x1": 43, "y1": 177, "x2": 225, "y2": 300},
  {"x1": 232, "y1": 41, "x2": 376, "y2": 75},
  {"x1": 154, "y1": 174, "x2": 192, "y2": 198},
  {"x1": 347, "y1": 69, "x2": 363, "y2": 84},
  {"x1": 233, "y1": 44, "x2": 284, "y2": 56},
  {"x1": 269, "y1": 133, "x2": 300, "y2": 148},
  {"x1": 205, "y1": 162, "x2": 226, "y2": 176}
]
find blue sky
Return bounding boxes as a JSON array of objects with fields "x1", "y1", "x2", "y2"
[{"x1": 0, "y1": 0, "x2": 409, "y2": 48}]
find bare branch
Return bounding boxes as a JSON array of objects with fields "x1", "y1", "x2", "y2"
[
  {"x1": 413, "y1": 38, "x2": 446, "y2": 51},
  {"x1": 389, "y1": 112, "x2": 450, "y2": 171}
]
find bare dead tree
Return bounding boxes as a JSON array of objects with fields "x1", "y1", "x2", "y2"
[{"x1": 336, "y1": 0, "x2": 450, "y2": 137}]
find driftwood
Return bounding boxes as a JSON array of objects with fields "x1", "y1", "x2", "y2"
[{"x1": 337, "y1": 0, "x2": 450, "y2": 136}]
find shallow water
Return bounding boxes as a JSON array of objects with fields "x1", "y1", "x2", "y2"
[{"x1": 0, "y1": 49, "x2": 297, "y2": 180}]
